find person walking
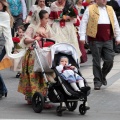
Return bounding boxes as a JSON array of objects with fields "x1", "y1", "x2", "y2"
[
  {"x1": 7, "y1": 0, "x2": 23, "y2": 36},
  {"x1": 25, "y1": 0, "x2": 50, "y2": 24},
  {"x1": 79, "y1": 0, "x2": 120, "y2": 90},
  {"x1": 0, "y1": 0, "x2": 26, "y2": 98}
]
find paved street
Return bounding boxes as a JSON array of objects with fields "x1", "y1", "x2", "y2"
[{"x1": 0, "y1": 53, "x2": 120, "y2": 120}]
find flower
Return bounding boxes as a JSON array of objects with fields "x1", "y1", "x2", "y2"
[
  {"x1": 12, "y1": 37, "x2": 20, "y2": 43},
  {"x1": 12, "y1": 37, "x2": 21, "y2": 49}
]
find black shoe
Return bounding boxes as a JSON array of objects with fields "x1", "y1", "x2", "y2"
[
  {"x1": 80, "y1": 86, "x2": 91, "y2": 92},
  {"x1": 102, "y1": 78, "x2": 107, "y2": 86},
  {"x1": 5, "y1": 92, "x2": 7, "y2": 97},
  {"x1": 0, "y1": 94, "x2": 2, "y2": 99},
  {"x1": 16, "y1": 72, "x2": 21, "y2": 78}
]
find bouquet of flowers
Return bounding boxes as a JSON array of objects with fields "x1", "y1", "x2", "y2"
[
  {"x1": 61, "y1": 0, "x2": 78, "y2": 20},
  {"x1": 12, "y1": 37, "x2": 21, "y2": 49}
]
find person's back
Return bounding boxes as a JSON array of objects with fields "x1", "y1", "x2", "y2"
[{"x1": 7, "y1": 0, "x2": 22, "y2": 17}]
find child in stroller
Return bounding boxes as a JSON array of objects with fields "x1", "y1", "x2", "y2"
[
  {"x1": 32, "y1": 43, "x2": 91, "y2": 116},
  {"x1": 56, "y1": 56, "x2": 90, "y2": 92}
]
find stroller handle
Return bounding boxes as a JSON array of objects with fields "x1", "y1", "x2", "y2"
[{"x1": 41, "y1": 38, "x2": 55, "y2": 44}]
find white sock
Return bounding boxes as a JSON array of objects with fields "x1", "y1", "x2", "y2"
[
  {"x1": 78, "y1": 80, "x2": 85, "y2": 88},
  {"x1": 70, "y1": 82, "x2": 80, "y2": 91}
]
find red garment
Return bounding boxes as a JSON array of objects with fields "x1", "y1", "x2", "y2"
[
  {"x1": 77, "y1": 35, "x2": 87, "y2": 63},
  {"x1": 49, "y1": 11, "x2": 62, "y2": 20},
  {"x1": 88, "y1": 24, "x2": 113, "y2": 41},
  {"x1": 28, "y1": 11, "x2": 32, "y2": 16},
  {"x1": 82, "y1": 2, "x2": 90, "y2": 7},
  {"x1": 62, "y1": 66, "x2": 72, "y2": 73}
]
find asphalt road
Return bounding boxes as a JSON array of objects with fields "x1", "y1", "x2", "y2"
[{"x1": 0, "y1": 54, "x2": 120, "y2": 120}]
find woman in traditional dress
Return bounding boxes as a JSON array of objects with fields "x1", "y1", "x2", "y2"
[
  {"x1": 49, "y1": 0, "x2": 82, "y2": 58},
  {"x1": 18, "y1": 10, "x2": 56, "y2": 108},
  {"x1": 25, "y1": 0, "x2": 50, "y2": 24}
]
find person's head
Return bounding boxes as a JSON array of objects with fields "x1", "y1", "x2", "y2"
[
  {"x1": 59, "y1": 56, "x2": 69, "y2": 66},
  {"x1": 89, "y1": 0, "x2": 95, "y2": 4},
  {"x1": 0, "y1": 0, "x2": 14, "y2": 27},
  {"x1": 0, "y1": 0, "x2": 8, "y2": 11},
  {"x1": 37, "y1": 0, "x2": 45, "y2": 8},
  {"x1": 17, "y1": 25, "x2": 25, "y2": 38},
  {"x1": 58, "y1": 0, "x2": 66, "y2": 5},
  {"x1": 75, "y1": 0, "x2": 83, "y2": 5},
  {"x1": 96, "y1": 0, "x2": 107, "y2": 6},
  {"x1": 39, "y1": 10, "x2": 49, "y2": 26}
]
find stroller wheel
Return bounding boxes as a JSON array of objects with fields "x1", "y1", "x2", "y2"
[
  {"x1": 32, "y1": 92, "x2": 44, "y2": 113},
  {"x1": 79, "y1": 104, "x2": 87, "y2": 115},
  {"x1": 65, "y1": 101, "x2": 78, "y2": 111}
]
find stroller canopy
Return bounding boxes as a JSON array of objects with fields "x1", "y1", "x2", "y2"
[{"x1": 51, "y1": 43, "x2": 79, "y2": 66}]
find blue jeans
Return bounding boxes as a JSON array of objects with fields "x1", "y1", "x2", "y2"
[
  {"x1": 0, "y1": 47, "x2": 7, "y2": 95},
  {"x1": 0, "y1": 47, "x2": 6, "y2": 61},
  {"x1": 0, "y1": 75, "x2": 7, "y2": 95}
]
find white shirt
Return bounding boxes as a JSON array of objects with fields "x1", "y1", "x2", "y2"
[
  {"x1": 20, "y1": 0, "x2": 27, "y2": 20},
  {"x1": 0, "y1": 12, "x2": 26, "y2": 58},
  {"x1": 79, "y1": 5, "x2": 120, "y2": 41}
]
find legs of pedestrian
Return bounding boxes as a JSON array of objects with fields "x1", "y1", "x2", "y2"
[{"x1": 89, "y1": 40, "x2": 115, "y2": 90}]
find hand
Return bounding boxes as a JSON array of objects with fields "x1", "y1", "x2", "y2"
[
  {"x1": 70, "y1": 66, "x2": 75, "y2": 69},
  {"x1": 116, "y1": 41, "x2": 120, "y2": 45},
  {"x1": 34, "y1": 36, "x2": 41, "y2": 41}
]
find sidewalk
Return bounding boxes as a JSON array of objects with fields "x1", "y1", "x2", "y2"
[{"x1": 0, "y1": 53, "x2": 120, "y2": 119}]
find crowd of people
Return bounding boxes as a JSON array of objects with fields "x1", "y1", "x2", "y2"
[{"x1": 0, "y1": 0, "x2": 120, "y2": 112}]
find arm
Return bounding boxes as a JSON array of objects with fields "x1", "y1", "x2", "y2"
[
  {"x1": 20, "y1": 0, "x2": 27, "y2": 20},
  {"x1": 56, "y1": 64, "x2": 64, "y2": 73},
  {"x1": 78, "y1": 7, "x2": 89, "y2": 44},
  {"x1": 113, "y1": 10, "x2": 120, "y2": 45}
]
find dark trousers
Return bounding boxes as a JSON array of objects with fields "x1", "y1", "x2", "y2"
[
  {"x1": 89, "y1": 40, "x2": 115, "y2": 87},
  {"x1": 0, "y1": 47, "x2": 7, "y2": 95},
  {"x1": 0, "y1": 75, "x2": 7, "y2": 95}
]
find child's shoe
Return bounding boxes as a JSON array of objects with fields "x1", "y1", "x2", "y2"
[{"x1": 80, "y1": 86, "x2": 91, "y2": 92}]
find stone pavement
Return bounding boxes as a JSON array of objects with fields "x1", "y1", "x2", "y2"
[{"x1": 0, "y1": 53, "x2": 120, "y2": 119}]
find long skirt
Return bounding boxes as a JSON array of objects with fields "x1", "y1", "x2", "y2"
[{"x1": 18, "y1": 50, "x2": 47, "y2": 101}]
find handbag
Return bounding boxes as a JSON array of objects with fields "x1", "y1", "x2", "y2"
[{"x1": 0, "y1": 33, "x2": 6, "y2": 55}]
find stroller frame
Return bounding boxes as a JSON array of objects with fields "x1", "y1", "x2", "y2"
[{"x1": 32, "y1": 39, "x2": 90, "y2": 116}]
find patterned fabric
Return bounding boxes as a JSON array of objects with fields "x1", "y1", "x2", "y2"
[
  {"x1": 7, "y1": 0, "x2": 22, "y2": 16},
  {"x1": 18, "y1": 50, "x2": 47, "y2": 101},
  {"x1": 86, "y1": 4, "x2": 114, "y2": 38},
  {"x1": 50, "y1": 2, "x2": 82, "y2": 57}
]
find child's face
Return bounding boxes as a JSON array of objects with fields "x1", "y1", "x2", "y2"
[
  {"x1": 18, "y1": 28, "x2": 24, "y2": 38},
  {"x1": 60, "y1": 57, "x2": 68, "y2": 66}
]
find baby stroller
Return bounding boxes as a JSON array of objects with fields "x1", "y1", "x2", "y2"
[{"x1": 32, "y1": 39, "x2": 91, "y2": 116}]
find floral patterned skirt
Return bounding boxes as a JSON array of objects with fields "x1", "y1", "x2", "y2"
[{"x1": 18, "y1": 50, "x2": 47, "y2": 101}]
